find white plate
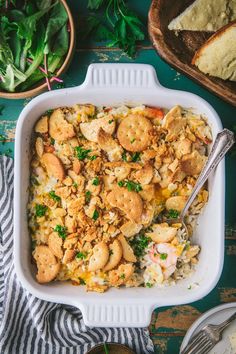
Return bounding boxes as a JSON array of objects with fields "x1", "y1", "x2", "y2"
[{"x1": 181, "y1": 303, "x2": 236, "y2": 354}]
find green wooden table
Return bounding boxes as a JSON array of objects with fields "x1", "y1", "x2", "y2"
[{"x1": 1, "y1": 1, "x2": 236, "y2": 353}]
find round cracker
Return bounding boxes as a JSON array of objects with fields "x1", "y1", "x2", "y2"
[
  {"x1": 103, "y1": 239, "x2": 122, "y2": 271},
  {"x1": 117, "y1": 114, "x2": 152, "y2": 152},
  {"x1": 88, "y1": 241, "x2": 109, "y2": 271},
  {"x1": 48, "y1": 232, "x2": 63, "y2": 259},
  {"x1": 33, "y1": 245, "x2": 60, "y2": 283},
  {"x1": 107, "y1": 186, "x2": 143, "y2": 222}
]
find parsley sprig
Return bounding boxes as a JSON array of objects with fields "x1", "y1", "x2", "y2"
[
  {"x1": 49, "y1": 191, "x2": 61, "y2": 203},
  {"x1": 35, "y1": 204, "x2": 47, "y2": 217},
  {"x1": 167, "y1": 209, "x2": 179, "y2": 219},
  {"x1": 54, "y1": 225, "x2": 67, "y2": 240},
  {"x1": 129, "y1": 234, "x2": 151, "y2": 258},
  {"x1": 118, "y1": 179, "x2": 142, "y2": 192},
  {"x1": 83, "y1": 0, "x2": 145, "y2": 58}
]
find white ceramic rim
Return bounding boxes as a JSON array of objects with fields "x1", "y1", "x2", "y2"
[
  {"x1": 13, "y1": 63, "x2": 225, "y2": 327},
  {"x1": 180, "y1": 302, "x2": 236, "y2": 352}
]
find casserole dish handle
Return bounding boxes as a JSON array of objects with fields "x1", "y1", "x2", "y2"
[
  {"x1": 78, "y1": 300, "x2": 155, "y2": 328},
  {"x1": 82, "y1": 63, "x2": 162, "y2": 89}
]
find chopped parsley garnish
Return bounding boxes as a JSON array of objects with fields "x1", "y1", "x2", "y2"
[
  {"x1": 35, "y1": 204, "x2": 47, "y2": 217},
  {"x1": 160, "y1": 253, "x2": 168, "y2": 260},
  {"x1": 30, "y1": 176, "x2": 39, "y2": 186},
  {"x1": 146, "y1": 282, "x2": 153, "y2": 288},
  {"x1": 122, "y1": 152, "x2": 127, "y2": 161},
  {"x1": 46, "y1": 109, "x2": 53, "y2": 115},
  {"x1": 118, "y1": 180, "x2": 142, "y2": 192},
  {"x1": 130, "y1": 138, "x2": 135, "y2": 144},
  {"x1": 50, "y1": 138, "x2": 55, "y2": 145},
  {"x1": 88, "y1": 155, "x2": 97, "y2": 161},
  {"x1": 75, "y1": 146, "x2": 92, "y2": 160},
  {"x1": 109, "y1": 249, "x2": 114, "y2": 256},
  {"x1": 92, "y1": 209, "x2": 99, "y2": 220},
  {"x1": 76, "y1": 252, "x2": 88, "y2": 260},
  {"x1": 185, "y1": 242, "x2": 191, "y2": 251},
  {"x1": 54, "y1": 225, "x2": 67, "y2": 240},
  {"x1": 108, "y1": 119, "x2": 114, "y2": 124},
  {"x1": 85, "y1": 190, "x2": 91, "y2": 203},
  {"x1": 73, "y1": 182, "x2": 78, "y2": 188},
  {"x1": 31, "y1": 240, "x2": 37, "y2": 250},
  {"x1": 120, "y1": 273, "x2": 125, "y2": 279},
  {"x1": 129, "y1": 234, "x2": 151, "y2": 258},
  {"x1": 167, "y1": 209, "x2": 179, "y2": 219},
  {"x1": 49, "y1": 191, "x2": 61, "y2": 202},
  {"x1": 92, "y1": 177, "x2": 99, "y2": 186},
  {"x1": 117, "y1": 180, "x2": 125, "y2": 187},
  {"x1": 78, "y1": 277, "x2": 86, "y2": 285},
  {"x1": 131, "y1": 152, "x2": 141, "y2": 162}
]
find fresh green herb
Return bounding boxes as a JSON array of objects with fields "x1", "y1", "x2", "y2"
[
  {"x1": 76, "y1": 251, "x2": 88, "y2": 260},
  {"x1": 125, "y1": 180, "x2": 142, "y2": 192},
  {"x1": 88, "y1": 155, "x2": 97, "y2": 161},
  {"x1": 120, "y1": 273, "x2": 125, "y2": 279},
  {"x1": 184, "y1": 242, "x2": 191, "y2": 251},
  {"x1": 108, "y1": 119, "x2": 114, "y2": 124},
  {"x1": 46, "y1": 109, "x2": 54, "y2": 115},
  {"x1": 131, "y1": 152, "x2": 140, "y2": 162},
  {"x1": 0, "y1": 105, "x2": 5, "y2": 115},
  {"x1": 83, "y1": 0, "x2": 145, "y2": 58},
  {"x1": 85, "y1": 190, "x2": 91, "y2": 203},
  {"x1": 73, "y1": 182, "x2": 78, "y2": 188},
  {"x1": 49, "y1": 190, "x2": 61, "y2": 202},
  {"x1": 109, "y1": 249, "x2": 113, "y2": 256},
  {"x1": 160, "y1": 253, "x2": 168, "y2": 260},
  {"x1": 187, "y1": 285, "x2": 192, "y2": 290},
  {"x1": 54, "y1": 225, "x2": 67, "y2": 239},
  {"x1": 0, "y1": 133, "x2": 6, "y2": 145},
  {"x1": 92, "y1": 209, "x2": 99, "y2": 220},
  {"x1": 117, "y1": 180, "x2": 125, "y2": 187},
  {"x1": 0, "y1": 148, "x2": 13, "y2": 157},
  {"x1": 50, "y1": 137, "x2": 55, "y2": 145},
  {"x1": 78, "y1": 277, "x2": 86, "y2": 285},
  {"x1": 130, "y1": 138, "x2": 135, "y2": 144},
  {"x1": 0, "y1": 1, "x2": 69, "y2": 93},
  {"x1": 103, "y1": 342, "x2": 109, "y2": 354},
  {"x1": 92, "y1": 177, "x2": 99, "y2": 186},
  {"x1": 129, "y1": 234, "x2": 151, "y2": 258},
  {"x1": 122, "y1": 151, "x2": 127, "y2": 161},
  {"x1": 30, "y1": 176, "x2": 39, "y2": 186},
  {"x1": 35, "y1": 204, "x2": 47, "y2": 217},
  {"x1": 75, "y1": 146, "x2": 92, "y2": 160},
  {"x1": 167, "y1": 209, "x2": 179, "y2": 219},
  {"x1": 146, "y1": 282, "x2": 153, "y2": 288},
  {"x1": 31, "y1": 240, "x2": 37, "y2": 250}
]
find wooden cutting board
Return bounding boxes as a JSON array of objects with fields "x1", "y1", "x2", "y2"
[{"x1": 148, "y1": 0, "x2": 236, "y2": 106}]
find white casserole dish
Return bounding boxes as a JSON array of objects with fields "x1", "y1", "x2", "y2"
[{"x1": 14, "y1": 63, "x2": 224, "y2": 328}]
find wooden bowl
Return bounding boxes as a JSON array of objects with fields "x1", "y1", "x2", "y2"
[
  {"x1": 0, "y1": 0, "x2": 75, "y2": 99},
  {"x1": 86, "y1": 343, "x2": 135, "y2": 354},
  {"x1": 148, "y1": 0, "x2": 236, "y2": 106}
]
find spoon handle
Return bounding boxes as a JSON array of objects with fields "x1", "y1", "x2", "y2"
[{"x1": 180, "y1": 129, "x2": 235, "y2": 219}]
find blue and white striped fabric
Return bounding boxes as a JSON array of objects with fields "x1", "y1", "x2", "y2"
[{"x1": 0, "y1": 157, "x2": 154, "y2": 354}]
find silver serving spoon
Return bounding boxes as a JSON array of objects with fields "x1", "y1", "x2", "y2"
[{"x1": 166, "y1": 129, "x2": 235, "y2": 237}]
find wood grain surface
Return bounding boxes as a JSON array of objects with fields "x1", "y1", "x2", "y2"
[
  {"x1": 148, "y1": 0, "x2": 236, "y2": 107},
  {"x1": 0, "y1": 1, "x2": 236, "y2": 353}
]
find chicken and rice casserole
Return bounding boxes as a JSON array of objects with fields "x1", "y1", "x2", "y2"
[{"x1": 28, "y1": 104, "x2": 211, "y2": 292}]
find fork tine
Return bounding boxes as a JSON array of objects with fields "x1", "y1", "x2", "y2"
[
  {"x1": 181, "y1": 332, "x2": 206, "y2": 354},
  {"x1": 182, "y1": 331, "x2": 204, "y2": 351},
  {"x1": 195, "y1": 341, "x2": 214, "y2": 354}
]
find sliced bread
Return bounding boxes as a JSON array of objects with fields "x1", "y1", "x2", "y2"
[
  {"x1": 168, "y1": 0, "x2": 236, "y2": 32},
  {"x1": 192, "y1": 21, "x2": 236, "y2": 81}
]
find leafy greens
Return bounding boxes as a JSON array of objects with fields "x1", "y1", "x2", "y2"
[{"x1": 0, "y1": 0, "x2": 69, "y2": 92}]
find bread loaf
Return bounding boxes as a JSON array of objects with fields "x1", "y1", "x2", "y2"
[
  {"x1": 168, "y1": 0, "x2": 236, "y2": 32},
  {"x1": 192, "y1": 21, "x2": 236, "y2": 81}
]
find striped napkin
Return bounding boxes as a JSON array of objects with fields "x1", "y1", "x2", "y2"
[{"x1": 0, "y1": 157, "x2": 154, "y2": 354}]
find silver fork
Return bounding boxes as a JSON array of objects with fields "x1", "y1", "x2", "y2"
[{"x1": 181, "y1": 312, "x2": 236, "y2": 354}]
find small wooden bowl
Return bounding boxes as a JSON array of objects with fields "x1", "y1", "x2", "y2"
[
  {"x1": 0, "y1": 0, "x2": 75, "y2": 99},
  {"x1": 86, "y1": 343, "x2": 135, "y2": 354}
]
